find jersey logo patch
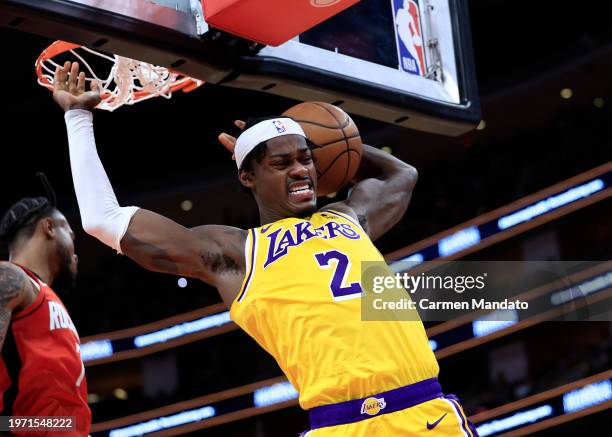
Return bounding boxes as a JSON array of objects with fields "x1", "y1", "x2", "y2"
[{"x1": 360, "y1": 397, "x2": 386, "y2": 416}]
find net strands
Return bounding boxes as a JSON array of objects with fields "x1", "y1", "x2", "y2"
[{"x1": 36, "y1": 41, "x2": 203, "y2": 111}]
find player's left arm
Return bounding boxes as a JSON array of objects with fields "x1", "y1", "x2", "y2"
[{"x1": 325, "y1": 144, "x2": 418, "y2": 241}]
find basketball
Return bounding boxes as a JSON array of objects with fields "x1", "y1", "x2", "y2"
[{"x1": 282, "y1": 102, "x2": 362, "y2": 196}]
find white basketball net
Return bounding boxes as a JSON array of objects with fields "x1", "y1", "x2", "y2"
[{"x1": 38, "y1": 45, "x2": 203, "y2": 111}]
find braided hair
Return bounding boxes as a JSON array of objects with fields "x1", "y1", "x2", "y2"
[{"x1": 0, "y1": 174, "x2": 58, "y2": 250}]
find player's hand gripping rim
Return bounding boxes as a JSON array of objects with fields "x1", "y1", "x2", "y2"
[{"x1": 52, "y1": 61, "x2": 102, "y2": 112}]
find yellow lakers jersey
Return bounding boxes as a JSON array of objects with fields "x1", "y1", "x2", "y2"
[{"x1": 230, "y1": 210, "x2": 439, "y2": 410}]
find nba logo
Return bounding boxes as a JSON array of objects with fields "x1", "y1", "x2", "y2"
[
  {"x1": 273, "y1": 120, "x2": 286, "y2": 133},
  {"x1": 392, "y1": 0, "x2": 426, "y2": 76}
]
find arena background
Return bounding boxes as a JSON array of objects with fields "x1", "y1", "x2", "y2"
[{"x1": 0, "y1": 1, "x2": 610, "y2": 435}]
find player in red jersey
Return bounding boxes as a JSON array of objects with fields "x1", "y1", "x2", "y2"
[{"x1": 0, "y1": 186, "x2": 90, "y2": 436}]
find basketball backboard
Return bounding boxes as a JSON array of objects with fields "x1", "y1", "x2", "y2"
[{"x1": 0, "y1": 0, "x2": 480, "y2": 135}]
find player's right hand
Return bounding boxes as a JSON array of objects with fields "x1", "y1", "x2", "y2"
[{"x1": 52, "y1": 61, "x2": 101, "y2": 112}]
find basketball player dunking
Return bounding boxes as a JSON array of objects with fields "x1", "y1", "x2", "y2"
[
  {"x1": 53, "y1": 61, "x2": 478, "y2": 436},
  {"x1": 0, "y1": 190, "x2": 90, "y2": 436}
]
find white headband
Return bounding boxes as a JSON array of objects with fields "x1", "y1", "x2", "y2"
[{"x1": 234, "y1": 118, "x2": 306, "y2": 169}]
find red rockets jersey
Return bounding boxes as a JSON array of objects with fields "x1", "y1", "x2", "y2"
[{"x1": 0, "y1": 265, "x2": 90, "y2": 436}]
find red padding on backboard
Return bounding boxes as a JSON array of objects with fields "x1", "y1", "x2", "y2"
[{"x1": 202, "y1": 0, "x2": 360, "y2": 46}]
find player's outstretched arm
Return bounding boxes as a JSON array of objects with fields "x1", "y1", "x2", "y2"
[
  {"x1": 326, "y1": 144, "x2": 418, "y2": 241},
  {"x1": 0, "y1": 262, "x2": 32, "y2": 350},
  {"x1": 121, "y1": 213, "x2": 246, "y2": 283},
  {"x1": 53, "y1": 62, "x2": 247, "y2": 287}
]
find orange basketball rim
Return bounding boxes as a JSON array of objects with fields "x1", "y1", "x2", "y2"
[{"x1": 35, "y1": 40, "x2": 204, "y2": 111}]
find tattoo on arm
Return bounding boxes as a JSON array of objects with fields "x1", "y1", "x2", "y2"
[
  {"x1": 196, "y1": 227, "x2": 246, "y2": 276},
  {"x1": 0, "y1": 309, "x2": 11, "y2": 352},
  {"x1": 0, "y1": 264, "x2": 26, "y2": 349},
  {"x1": 200, "y1": 251, "x2": 241, "y2": 274}
]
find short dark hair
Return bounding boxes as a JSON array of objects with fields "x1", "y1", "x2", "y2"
[
  {"x1": 0, "y1": 197, "x2": 57, "y2": 250},
  {"x1": 239, "y1": 141, "x2": 268, "y2": 173}
]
